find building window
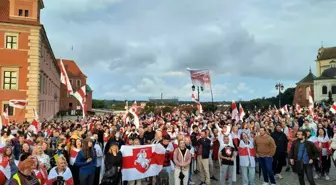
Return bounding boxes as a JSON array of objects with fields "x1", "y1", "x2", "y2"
[
  {"x1": 70, "y1": 79, "x2": 73, "y2": 85},
  {"x1": 5, "y1": 33, "x2": 18, "y2": 49},
  {"x1": 76, "y1": 80, "x2": 81, "y2": 88},
  {"x1": 322, "y1": 85, "x2": 328, "y2": 95},
  {"x1": 3, "y1": 71, "x2": 17, "y2": 90},
  {"x1": 24, "y1": 10, "x2": 29, "y2": 17},
  {"x1": 332, "y1": 85, "x2": 336, "y2": 94},
  {"x1": 3, "y1": 104, "x2": 14, "y2": 116},
  {"x1": 18, "y1": 9, "x2": 23, "y2": 16}
]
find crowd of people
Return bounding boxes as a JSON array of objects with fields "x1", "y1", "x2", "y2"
[{"x1": 0, "y1": 105, "x2": 336, "y2": 185}]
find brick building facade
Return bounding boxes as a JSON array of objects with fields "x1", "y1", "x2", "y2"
[{"x1": 0, "y1": 0, "x2": 60, "y2": 122}]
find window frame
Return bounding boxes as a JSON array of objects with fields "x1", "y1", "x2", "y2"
[
  {"x1": 332, "y1": 85, "x2": 336, "y2": 94},
  {"x1": 4, "y1": 33, "x2": 18, "y2": 50},
  {"x1": 24, "y1": 10, "x2": 29, "y2": 17},
  {"x1": 18, "y1": 9, "x2": 23, "y2": 16},
  {"x1": 1, "y1": 67, "x2": 19, "y2": 90},
  {"x1": 322, "y1": 85, "x2": 328, "y2": 95},
  {"x1": 2, "y1": 102, "x2": 14, "y2": 116},
  {"x1": 76, "y1": 79, "x2": 81, "y2": 88}
]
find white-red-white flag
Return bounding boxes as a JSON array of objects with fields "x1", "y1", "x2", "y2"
[
  {"x1": 120, "y1": 144, "x2": 166, "y2": 181},
  {"x1": 330, "y1": 102, "x2": 336, "y2": 114},
  {"x1": 47, "y1": 166, "x2": 74, "y2": 185},
  {"x1": 308, "y1": 86, "x2": 314, "y2": 115},
  {"x1": 9, "y1": 99, "x2": 28, "y2": 109},
  {"x1": 187, "y1": 68, "x2": 212, "y2": 89},
  {"x1": 73, "y1": 85, "x2": 87, "y2": 118},
  {"x1": 69, "y1": 148, "x2": 80, "y2": 166},
  {"x1": 280, "y1": 105, "x2": 288, "y2": 115},
  {"x1": 129, "y1": 101, "x2": 139, "y2": 128},
  {"x1": 296, "y1": 104, "x2": 302, "y2": 113},
  {"x1": 191, "y1": 91, "x2": 203, "y2": 114},
  {"x1": 232, "y1": 101, "x2": 239, "y2": 121},
  {"x1": 60, "y1": 59, "x2": 73, "y2": 95},
  {"x1": 0, "y1": 158, "x2": 11, "y2": 180},
  {"x1": 123, "y1": 101, "x2": 130, "y2": 125},
  {"x1": 239, "y1": 103, "x2": 245, "y2": 121},
  {"x1": 2, "y1": 108, "x2": 9, "y2": 126}
]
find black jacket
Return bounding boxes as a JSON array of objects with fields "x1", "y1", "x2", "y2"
[
  {"x1": 289, "y1": 140, "x2": 319, "y2": 161},
  {"x1": 190, "y1": 132, "x2": 198, "y2": 147},
  {"x1": 271, "y1": 130, "x2": 288, "y2": 155},
  {"x1": 197, "y1": 138, "x2": 211, "y2": 159}
]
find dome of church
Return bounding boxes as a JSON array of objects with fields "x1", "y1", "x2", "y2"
[{"x1": 321, "y1": 67, "x2": 336, "y2": 78}]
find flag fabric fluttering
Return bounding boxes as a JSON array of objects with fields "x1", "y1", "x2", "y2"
[
  {"x1": 122, "y1": 101, "x2": 130, "y2": 125},
  {"x1": 280, "y1": 105, "x2": 288, "y2": 115},
  {"x1": 120, "y1": 144, "x2": 166, "y2": 181},
  {"x1": 0, "y1": 159, "x2": 11, "y2": 180},
  {"x1": 191, "y1": 91, "x2": 203, "y2": 114},
  {"x1": 129, "y1": 101, "x2": 139, "y2": 129},
  {"x1": 187, "y1": 68, "x2": 212, "y2": 89},
  {"x1": 27, "y1": 108, "x2": 40, "y2": 134},
  {"x1": 60, "y1": 59, "x2": 73, "y2": 94},
  {"x1": 239, "y1": 103, "x2": 245, "y2": 121},
  {"x1": 72, "y1": 85, "x2": 87, "y2": 118},
  {"x1": 330, "y1": 102, "x2": 336, "y2": 114},
  {"x1": 232, "y1": 101, "x2": 239, "y2": 122},
  {"x1": 308, "y1": 86, "x2": 314, "y2": 115},
  {"x1": 296, "y1": 104, "x2": 302, "y2": 113},
  {"x1": 8, "y1": 100, "x2": 28, "y2": 109},
  {"x1": 2, "y1": 108, "x2": 9, "y2": 127}
]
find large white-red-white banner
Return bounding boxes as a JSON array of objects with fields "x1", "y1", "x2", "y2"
[
  {"x1": 187, "y1": 68, "x2": 211, "y2": 89},
  {"x1": 60, "y1": 59, "x2": 73, "y2": 94},
  {"x1": 120, "y1": 144, "x2": 165, "y2": 181}
]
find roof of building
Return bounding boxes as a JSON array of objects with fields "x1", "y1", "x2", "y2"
[
  {"x1": 317, "y1": 47, "x2": 336, "y2": 60},
  {"x1": 315, "y1": 67, "x2": 336, "y2": 80},
  {"x1": 0, "y1": 0, "x2": 41, "y2": 26},
  {"x1": 57, "y1": 59, "x2": 87, "y2": 78},
  {"x1": 86, "y1": 84, "x2": 92, "y2": 92},
  {"x1": 297, "y1": 69, "x2": 316, "y2": 84}
]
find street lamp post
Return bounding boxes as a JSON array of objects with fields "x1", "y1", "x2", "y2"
[
  {"x1": 192, "y1": 85, "x2": 204, "y2": 101},
  {"x1": 275, "y1": 83, "x2": 284, "y2": 108}
]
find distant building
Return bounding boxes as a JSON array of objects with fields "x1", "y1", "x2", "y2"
[
  {"x1": 0, "y1": 0, "x2": 60, "y2": 122},
  {"x1": 57, "y1": 59, "x2": 92, "y2": 114},
  {"x1": 148, "y1": 97, "x2": 179, "y2": 103},
  {"x1": 294, "y1": 46, "x2": 336, "y2": 105}
]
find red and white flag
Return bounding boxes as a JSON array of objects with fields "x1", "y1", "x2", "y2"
[
  {"x1": 69, "y1": 148, "x2": 80, "y2": 166},
  {"x1": 239, "y1": 103, "x2": 245, "y2": 121},
  {"x1": 2, "y1": 108, "x2": 9, "y2": 127},
  {"x1": 47, "y1": 167, "x2": 73, "y2": 185},
  {"x1": 73, "y1": 85, "x2": 87, "y2": 118},
  {"x1": 129, "y1": 101, "x2": 139, "y2": 128},
  {"x1": 191, "y1": 91, "x2": 203, "y2": 114},
  {"x1": 296, "y1": 104, "x2": 302, "y2": 113},
  {"x1": 120, "y1": 144, "x2": 165, "y2": 181},
  {"x1": 232, "y1": 101, "x2": 239, "y2": 121},
  {"x1": 28, "y1": 108, "x2": 40, "y2": 134},
  {"x1": 330, "y1": 102, "x2": 336, "y2": 114},
  {"x1": 35, "y1": 168, "x2": 48, "y2": 185},
  {"x1": 280, "y1": 105, "x2": 288, "y2": 115},
  {"x1": 0, "y1": 158, "x2": 11, "y2": 180},
  {"x1": 122, "y1": 101, "x2": 130, "y2": 125},
  {"x1": 308, "y1": 86, "x2": 314, "y2": 115},
  {"x1": 9, "y1": 99, "x2": 28, "y2": 109},
  {"x1": 60, "y1": 59, "x2": 73, "y2": 95},
  {"x1": 187, "y1": 68, "x2": 212, "y2": 89}
]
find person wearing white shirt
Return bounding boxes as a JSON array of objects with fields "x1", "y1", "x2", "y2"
[{"x1": 93, "y1": 135, "x2": 103, "y2": 185}]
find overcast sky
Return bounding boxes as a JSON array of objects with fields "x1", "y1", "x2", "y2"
[{"x1": 42, "y1": 0, "x2": 336, "y2": 101}]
